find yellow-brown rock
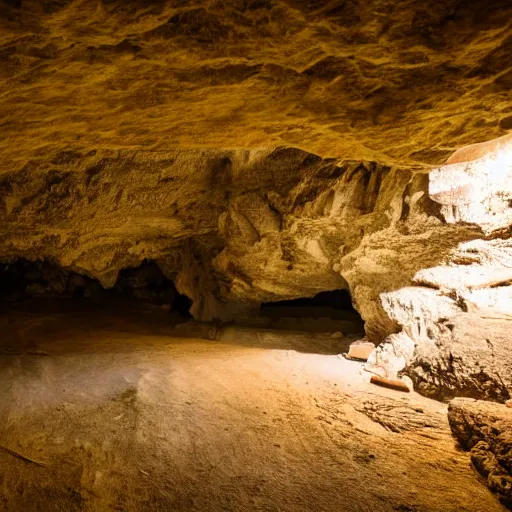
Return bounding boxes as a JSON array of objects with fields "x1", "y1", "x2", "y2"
[
  {"x1": 1, "y1": 1, "x2": 512, "y2": 403},
  {"x1": 1, "y1": 0, "x2": 511, "y2": 168}
]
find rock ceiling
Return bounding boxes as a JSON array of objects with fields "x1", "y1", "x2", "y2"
[{"x1": 1, "y1": 0, "x2": 511, "y2": 170}]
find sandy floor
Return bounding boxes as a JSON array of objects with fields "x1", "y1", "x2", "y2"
[{"x1": 0, "y1": 302, "x2": 505, "y2": 512}]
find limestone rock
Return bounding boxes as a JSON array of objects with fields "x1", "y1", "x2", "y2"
[
  {"x1": 0, "y1": 0, "x2": 511, "y2": 167},
  {"x1": 405, "y1": 310, "x2": 512, "y2": 402},
  {"x1": 446, "y1": 132, "x2": 512, "y2": 165},
  {"x1": 369, "y1": 144, "x2": 512, "y2": 402},
  {"x1": 2, "y1": 138, "x2": 512, "y2": 403},
  {"x1": 0, "y1": 1, "x2": 512, "y2": 404},
  {"x1": 0, "y1": 149, "x2": 415, "y2": 324},
  {"x1": 448, "y1": 398, "x2": 512, "y2": 508},
  {"x1": 366, "y1": 332, "x2": 415, "y2": 380},
  {"x1": 430, "y1": 140, "x2": 512, "y2": 232}
]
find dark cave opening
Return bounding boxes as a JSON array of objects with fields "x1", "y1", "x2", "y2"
[
  {"x1": 259, "y1": 289, "x2": 365, "y2": 334},
  {"x1": 0, "y1": 258, "x2": 193, "y2": 318},
  {"x1": 261, "y1": 289, "x2": 354, "y2": 314},
  {"x1": 0, "y1": 260, "x2": 363, "y2": 332}
]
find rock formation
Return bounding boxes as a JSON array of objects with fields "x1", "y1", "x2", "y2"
[
  {"x1": 1, "y1": 0, "x2": 511, "y2": 168},
  {"x1": 0, "y1": 1, "x2": 511, "y2": 402},
  {"x1": 448, "y1": 398, "x2": 512, "y2": 509},
  {"x1": 371, "y1": 138, "x2": 512, "y2": 402},
  {"x1": 1, "y1": 0, "x2": 512, "y2": 503},
  {"x1": 2, "y1": 140, "x2": 512, "y2": 404}
]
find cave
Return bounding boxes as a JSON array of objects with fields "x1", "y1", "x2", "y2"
[
  {"x1": 262, "y1": 289, "x2": 355, "y2": 313},
  {"x1": 0, "y1": 258, "x2": 193, "y2": 319},
  {"x1": 0, "y1": 0, "x2": 511, "y2": 510},
  {"x1": 259, "y1": 289, "x2": 365, "y2": 334}
]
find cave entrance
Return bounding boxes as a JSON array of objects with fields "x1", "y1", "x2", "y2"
[
  {"x1": 0, "y1": 258, "x2": 193, "y2": 319},
  {"x1": 259, "y1": 289, "x2": 364, "y2": 334},
  {"x1": 112, "y1": 260, "x2": 193, "y2": 318}
]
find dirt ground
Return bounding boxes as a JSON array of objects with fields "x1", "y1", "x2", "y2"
[{"x1": 0, "y1": 301, "x2": 505, "y2": 512}]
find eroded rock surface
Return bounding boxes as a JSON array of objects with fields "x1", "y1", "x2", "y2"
[
  {"x1": 1, "y1": 148, "x2": 358, "y2": 320},
  {"x1": 448, "y1": 398, "x2": 512, "y2": 509},
  {"x1": 2, "y1": 139, "x2": 512, "y2": 403},
  {"x1": 370, "y1": 144, "x2": 512, "y2": 402},
  {"x1": 1, "y1": 1, "x2": 512, "y2": 403},
  {"x1": 1, "y1": 0, "x2": 511, "y2": 167},
  {"x1": 0, "y1": 146, "x2": 478, "y2": 329}
]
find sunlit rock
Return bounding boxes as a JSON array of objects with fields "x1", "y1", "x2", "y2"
[
  {"x1": 371, "y1": 141, "x2": 512, "y2": 401},
  {"x1": 347, "y1": 340, "x2": 375, "y2": 361},
  {"x1": 430, "y1": 138, "x2": 512, "y2": 232}
]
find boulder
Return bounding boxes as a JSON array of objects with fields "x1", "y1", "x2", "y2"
[{"x1": 448, "y1": 398, "x2": 512, "y2": 509}]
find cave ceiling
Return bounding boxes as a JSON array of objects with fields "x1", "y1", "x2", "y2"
[{"x1": 1, "y1": 0, "x2": 511, "y2": 170}]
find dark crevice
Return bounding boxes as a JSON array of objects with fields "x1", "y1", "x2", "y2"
[
  {"x1": 259, "y1": 289, "x2": 365, "y2": 334},
  {"x1": 0, "y1": 258, "x2": 193, "y2": 318},
  {"x1": 262, "y1": 289, "x2": 354, "y2": 312},
  {"x1": 0, "y1": 260, "x2": 364, "y2": 332}
]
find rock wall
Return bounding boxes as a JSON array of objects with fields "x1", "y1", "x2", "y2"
[
  {"x1": 372, "y1": 136, "x2": 512, "y2": 402},
  {"x1": 1, "y1": 142, "x2": 512, "y2": 401},
  {"x1": 0, "y1": 147, "x2": 373, "y2": 319},
  {"x1": 0, "y1": 147, "x2": 468, "y2": 322}
]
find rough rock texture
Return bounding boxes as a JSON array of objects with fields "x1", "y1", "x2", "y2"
[
  {"x1": 369, "y1": 141, "x2": 512, "y2": 402},
  {"x1": 0, "y1": 146, "x2": 479, "y2": 328},
  {"x1": 2, "y1": 139, "x2": 512, "y2": 403},
  {"x1": 448, "y1": 398, "x2": 512, "y2": 509},
  {"x1": 0, "y1": 148, "x2": 351, "y2": 319},
  {"x1": 1, "y1": 0, "x2": 512, "y2": 402},
  {"x1": 1, "y1": 0, "x2": 512, "y2": 167}
]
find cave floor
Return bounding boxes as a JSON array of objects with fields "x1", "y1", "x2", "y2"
[{"x1": 0, "y1": 302, "x2": 505, "y2": 512}]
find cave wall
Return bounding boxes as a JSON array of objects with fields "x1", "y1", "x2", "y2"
[
  {"x1": 2, "y1": 142, "x2": 512, "y2": 401},
  {"x1": 372, "y1": 137, "x2": 512, "y2": 402},
  {"x1": 1, "y1": 0, "x2": 512, "y2": 402},
  {"x1": 448, "y1": 399, "x2": 512, "y2": 508},
  {"x1": 1, "y1": 147, "x2": 357, "y2": 319},
  {"x1": 0, "y1": 146, "x2": 483, "y2": 325}
]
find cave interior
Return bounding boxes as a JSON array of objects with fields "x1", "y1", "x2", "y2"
[
  {"x1": 0, "y1": 0, "x2": 511, "y2": 510},
  {"x1": 0, "y1": 258, "x2": 364, "y2": 334}
]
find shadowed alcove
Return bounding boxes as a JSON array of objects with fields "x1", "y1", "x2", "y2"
[
  {"x1": 0, "y1": 258, "x2": 193, "y2": 319},
  {"x1": 259, "y1": 289, "x2": 365, "y2": 334}
]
